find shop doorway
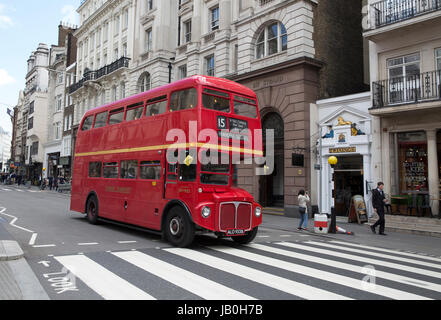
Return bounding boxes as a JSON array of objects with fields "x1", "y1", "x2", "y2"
[
  {"x1": 259, "y1": 112, "x2": 284, "y2": 208},
  {"x1": 334, "y1": 156, "x2": 364, "y2": 216}
]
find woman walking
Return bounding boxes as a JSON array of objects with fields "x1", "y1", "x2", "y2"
[{"x1": 298, "y1": 189, "x2": 310, "y2": 231}]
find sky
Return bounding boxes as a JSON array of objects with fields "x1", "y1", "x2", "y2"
[{"x1": 0, "y1": 0, "x2": 80, "y2": 135}]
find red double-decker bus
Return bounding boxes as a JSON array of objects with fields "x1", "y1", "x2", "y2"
[{"x1": 70, "y1": 76, "x2": 263, "y2": 247}]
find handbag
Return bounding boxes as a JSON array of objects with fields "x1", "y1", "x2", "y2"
[{"x1": 299, "y1": 206, "x2": 306, "y2": 214}]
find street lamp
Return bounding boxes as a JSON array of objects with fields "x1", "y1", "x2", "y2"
[
  {"x1": 328, "y1": 156, "x2": 338, "y2": 233},
  {"x1": 168, "y1": 57, "x2": 175, "y2": 83}
]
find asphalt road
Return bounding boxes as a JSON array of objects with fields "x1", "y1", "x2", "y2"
[{"x1": 1, "y1": 185, "x2": 441, "y2": 300}]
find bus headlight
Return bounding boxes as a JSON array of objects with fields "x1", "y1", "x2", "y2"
[
  {"x1": 255, "y1": 207, "x2": 262, "y2": 217},
  {"x1": 201, "y1": 206, "x2": 211, "y2": 218}
]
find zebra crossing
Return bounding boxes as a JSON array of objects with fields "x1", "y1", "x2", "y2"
[{"x1": 50, "y1": 240, "x2": 441, "y2": 300}]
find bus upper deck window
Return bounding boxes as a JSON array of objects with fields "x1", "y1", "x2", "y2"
[
  {"x1": 94, "y1": 111, "x2": 108, "y2": 128},
  {"x1": 126, "y1": 102, "x2": 144, "y2": 121},
  {"x1": 109, "y1": 108, "x2": 125, "y2": 125},
  {"x1": 169, "y1": 88, "x2": 197, "y2": 112},
  {"x1": 202, "y1": 88, "x2": 230, "y2": 113},
  {"x1": 233, "y1": 96, "x2": 258, "y2": 119},
  {"x1": 81, "y1": 116, "x2": 94, "y2": 131},
  {"x1": 146, "y1": 101, "x2": 167, "y2": 117}
]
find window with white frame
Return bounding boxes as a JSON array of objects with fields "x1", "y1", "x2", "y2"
[
  {"x1": 123, "y1": 8, "x2": 129, "y2": 30},
  {"x1": 112, "y1": 85, "x2": 118, "y2": 102},
  {"x1": 56, "y1": 95, "x2": 63, "y2": 112},
  {"x1": 387, "y1": 53, "x2": 421, "y2": 103},
  {"x1": 63, "y1": 137, "x2": 71, "y2": 156},
  {"x1": 145, "y1": 29, "x2": 152, "y2": 52},
  {"x1": 115, "y1": 15, "x2": 120, "y2": 34},
  {"x1": 68, "y1": 114, "x2": 72, "y2": 130},
  {"x1": 205, "y1": 54, "x2": 215, "y2": 76},
  {"x1": 436, "y1": 48, "x2": 441, "y2": 71},
  {"x1": 120, "y1": 82, "x2": 126, "y2": 99},
  {"x1": 146, "y1": 0, "x2": 153, "y2": 11},
  {"x1": 114, "y1": 47, "x2": 119, "y2": 60},
  {"x1": 256, "y1": 22, "x2": 287, "y2": 59},
  {"x1": 97, "y1": 28, "x2": 101, "y2": 46},
  {"x1": 57, "y1": 73, "x2": 63, "y2": 84},
  {"x1": 122, "y1": 43, "x2": 128, "y2": 57},
  {"x1": 104, "y1": 22, "x2": 109, "y2": 42},
  {"x1": 138, "y1": 72, "x2": 151, "y2": 92},
  {"x1": 54, "y1": 122, "x2": 61, "y2": 140},
  {"x1": 178, "y1": 64, "x2": 187, "y2": 79},
  {"x1": 211, "y1": 6, "x2": 219, "y2": 31},
  {"x1": 184, "y1": 20, "x2": 191, "y2": 43},
  {"x1": 64, "y1": 116, "x2": 69, "y2": 131}
]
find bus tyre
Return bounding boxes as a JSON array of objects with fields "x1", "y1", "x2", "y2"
[
  {"x1": 164, "y1": 206, "x2": 195, "y2": 248},
  {"x1": 86, "y1": 196, "x2": 99, "y2": 225},
  {"x1": 232, "y1": 227, "x2": 258, "y2": 245}
]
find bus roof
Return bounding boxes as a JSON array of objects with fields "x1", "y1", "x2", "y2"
[{"x1": 83, "y1": 76, "x2": 256, "y2": 117}]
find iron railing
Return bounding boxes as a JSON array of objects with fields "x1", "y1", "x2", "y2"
[
  {"x1": 371, "y1": 0, "x2": 441, "y2": 28},
  {"x1": 69, "y1": 57, "x2": 130, "y2": 94},
  {"x1": 372, "y1": 69, "x2": 441, "y2": 108}
]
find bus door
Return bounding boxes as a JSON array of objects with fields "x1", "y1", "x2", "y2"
[
  {"x1": 165, "y1": 152, "x2": 179, "y2": 200},
  {"x1": 165, "y1": 150, "x2": 197, "y2": 203}
]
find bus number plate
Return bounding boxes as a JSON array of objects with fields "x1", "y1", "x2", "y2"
[
  {"x1": 226, "y1": 229, "x2": 245, "y2": 236},
  {"x1": 217, "y1": 116, "x2": 228, "y2": 130}
]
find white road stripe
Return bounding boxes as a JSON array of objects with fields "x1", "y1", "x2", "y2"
[
  {"x1": 118, "y1": 241, "x2": 137, "y2": 244},
  {"x1": 329, "y1": 240, "x2": 441, "y2": 263},
  {"x1": 307, "y1": 241, "x2": 441, "y2": 271},
  {"x1": 28, "y1": 190, "x2": 38, "y2": 193},
  {"x1": 250, "y1": 243, "x2": 441, "y2": 295},
  {"x1": 113, "y1": 251, "x2": 254, "y2": 300},
  {"x1": 165, "y1": 248, "x2": 351, "y2": 300},
  {"x1": 16, "y1": 189, "x2": 24, "y2": 192},
  {"x1": 212, "y1": 246, "x2": 429, "y2": 300},
  {"x1": 78, "y1": 242, "x2": 99, "y2": 246},
  {"x1": 277, "y1": 242, "x2": 441, "y2": 285},
  {"x1": 33, "y1": 244, "x2": 56, "y2": 248},
  {"x1": 55, "y1": 255, "x2": 154, "y2": 300},
  {"x1": 1, "y1": 188, "x2": 11, "y2": 191},
  {"x1": 29, "y1": 233, "x2": 38, "y2": 246}
]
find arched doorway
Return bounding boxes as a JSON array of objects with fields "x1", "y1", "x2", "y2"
[{"x1": 259, "y1": 112, "x2": 284, "y2": 208}]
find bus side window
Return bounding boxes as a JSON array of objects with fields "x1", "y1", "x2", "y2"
[
  {"x1": 140, "y1": 161, "x2": 161, "y2": 180},
  {"x1": 146, "y1": 100, "x2": 167, "y2": 117},
  {"x1": 109, "y1": 108, "x2": 125, "y2": 125},
  {"x1": 88, "y1": 162, "x2": 102, "y2": 178},
  {"x1": 126, "y1": 102, "x2": 144, "y2": 121},
  {"x1": 120, "y1": 160, "x2": 138, "y2": 179},
  {"x1": 94, "y1": 111, "x2": 108, "y2": 128},
  {"x1": 179, "y1": 150, "x2": 196, "y2": 182},
  {"x1": 81, "y1": 116, "x2": 94, "y2": 131},
  {"x1": 169, "y1": 88, "x2": 197, "y2": 112},
  {"x1": 103, "y1": 162, "x2": 118, "y2": 179},
  {"x1": 167, "y1": 163, "x2": 178, "y2": 180}
]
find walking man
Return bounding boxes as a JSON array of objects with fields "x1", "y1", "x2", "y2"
[{"x1": 371, "y1": 182, "x2": 387, "y2": 236}]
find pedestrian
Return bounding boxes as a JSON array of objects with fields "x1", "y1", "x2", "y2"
[
  {"x1": 371, "y1": 182, "x2": 388, "y2": 236},
  {"x1": 48, "y1": 176, "x2": 53, "y2": 190},
  {"x1": 297, "y1": 189, "x2": 310, "y2": 231}
]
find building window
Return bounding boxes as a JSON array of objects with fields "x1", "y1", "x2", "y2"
[
  {"x1": 56, "y1": 95, "x2": 63, "y2": 112},
  {"x1": 28, "y1": 117, "x2": 33, "y2": 130},
  {"x1": 63, "y1": 137, "x2": 71, "y2": 156},
  {"x1": 104, "y1": 22, "x2": 109, "y2": 42},
  {"x1": 184, "y1": 20, "x2": 192, "y2": 43},
  {"x1": 112, "y1": 86, "x2": 118, "y2": 102},
  {"x1": 436, "y1": 48, "x2": 441, "y2": 71},
  {"x1": 123, "y1": 8, "x2": 129, "y2": 30},
  {"x1": 178, "y1": 64, "x2": 187, "y2": 79},
  {"x1": 114, "y1": 48, "x2": 119, "y2": 60},
  {"x1": 256, "y1": 22, "x2": 287, "y2": 59},
  {"x1": 54, "y1": 122, "x2": 61, "y2": 140},
  {"x1": 114, "y1": 15, "x2": 120, "y2": 34},
  {"x1": 146, "y1": 0, "x2": 153, "y2": 12},
  {"x1": 387, "y1": 53, "x2": 420, "y2": 104},
  {"x1": 145, "y1": 29, "x2": 153, "y2": 52},
  {"x1": 57, "y1": 73, "x2": 63, "y2": 84},
  {"x1": 205, "y1": 54, "x2": 215, "y2": 76},
  {"x1": 211, "y1": 6, "x2": 219, "y2": 31},
  {"x1": 31, "y1": 142, "x2": 39, "y2": 155},
  {"x1": 120, "y1": 82, "x2": 126, "y2": 99},
  {"x1": 122, "y1": 43, "x2": 128, "y2": 57},
  {"x1": 138, "y1": 72, "x2": 151, "y2": 93},
  {"x1": 29, "y1": 101, "x2": 34, "y2": 115}
]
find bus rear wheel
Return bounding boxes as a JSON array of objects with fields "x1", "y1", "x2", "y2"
[
  {"x1": 164, "y1": 206, "x2": 195, "y2": 248},
  {"x1": 231, "y1": 227, "x2": 258, "y2": 245},
  {"x1": 86, "y1": 196, "x2": 99, "y2": 225}
]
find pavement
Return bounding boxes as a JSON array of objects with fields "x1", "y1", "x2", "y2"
[{"x1": 0, "y1": 221, "x2": 49, "y2": 300}]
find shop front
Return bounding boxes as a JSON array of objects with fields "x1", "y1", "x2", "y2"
[{"x1": 312, "y1": 92, "x2": 373, "y2": 217}]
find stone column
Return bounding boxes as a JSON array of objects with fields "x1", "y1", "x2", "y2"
[{"x1": 427, "y1": 129, "x2": 440, "y2": 216}]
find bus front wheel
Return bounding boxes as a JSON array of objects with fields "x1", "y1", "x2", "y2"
[
  {"x1": 164, "y1": 206, "x2": 195, "y2": 248},
  {"x1": 86, "y1": 196, "x2": 99, "y2": 225},
  {"x1": 232, "y1": 227, "x2": 258, "y2": 245}
]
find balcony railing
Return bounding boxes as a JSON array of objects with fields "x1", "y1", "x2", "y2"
[
  {"x1": 372, "y1": 69, "x2": 441, "y2": 108},
  {"x1": 372, "y1": 0, "x2": 441, "y2": 28},
  {"x1": 69, "y1": 57, "x2": 130, "y2": 94}
]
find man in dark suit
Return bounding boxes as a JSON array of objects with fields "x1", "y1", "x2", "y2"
[{"x1": 371, "y1": 182, "x2": 387, "y2": 235}]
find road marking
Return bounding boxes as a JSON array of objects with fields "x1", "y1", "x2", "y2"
[
  {"x1": 16, "y1": 189, "x2": 24, "y2": 192},
  {"x1": 307, "y1": 241, "x2": 441, "y2": 271},
  {"x1": 113, "y1": 251, "x2": 254, "y2": 300},
  {"x1": 1, "y1": 188, "x2": 11, "y2": 191},
  {"x1": 165, "y1": 248, "x2": 351, "y2": 300},
  {"x1": 55, "y1": 255, "x2": 154, "y2": 300},
  {"x1": 280, "y1": 235, "x2": 292, "y2": 238},
  {"x1": 276, "y1": 242, "x2": 441, "y2": 292},
  {"x1": 118, "y1": 241, "x2": 138, "y2": 244},
  {"x1": 78, "y1": 242, "x2": 99, "y2": 246},
  {"x1": 33, "y1": 244, "x2": 56, "y2": 248},
  {"x1": 224, "y1": 245, "x2": 429, "y2": 300},
  {"x1": 329, "y1": 240, "x2": 441, "y2": 263},
  {"x1": 0, "y1": 207, "x2": 35, "y2": 233},
  {"x1": 29, "y1": 233, "x2": 38, "y2": 246},
  {"x1": 28, "y1": 190, "x2": 38, "y2": 193}
]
